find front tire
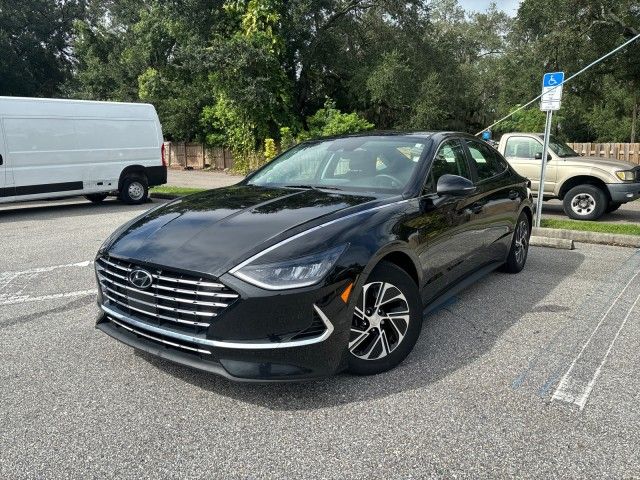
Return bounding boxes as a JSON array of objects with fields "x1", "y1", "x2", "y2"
[
  {"x1": 120, "y1": 174, "x2": 148, "y2": 205},
  {"x1": 502, "y1": 211, "x2": 531, "y2": 274},
  {"x1": 562, "y1": 184, "x2": 607, "y2": 220},
  {"x1": 347, "y1": 261, "x2": 422, "y2": 376}
]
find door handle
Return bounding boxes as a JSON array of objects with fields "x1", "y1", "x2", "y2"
[
  {"x1": 508, "y1": 190, "x2": 519, "y2": 200},
  {"x1": 0, "y1": 154, "x2": 3, "y2": 166}
]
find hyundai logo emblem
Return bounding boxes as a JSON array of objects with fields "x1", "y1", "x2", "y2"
[{"x1": 128, "y1": 268, "x2": 153, "y2": 289}]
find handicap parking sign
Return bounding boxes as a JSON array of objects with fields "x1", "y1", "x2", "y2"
[{"x1": 541, "y1": 72, "x2": 564, "y2": 111}]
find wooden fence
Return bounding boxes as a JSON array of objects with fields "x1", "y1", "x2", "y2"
[
  {"x1": 163, "y1": 142, "x2": 234, "y2": 170},
  {"x1": 163, "y1": 141, "x2": 640, "y2": 170},
  {"x1": 568, "y1": 143, "x2": 640, "y2": 165}
]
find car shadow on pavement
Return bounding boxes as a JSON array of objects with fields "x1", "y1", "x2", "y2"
[
  {"x1": 0, "y1": 197, "x2": 161, "y2": 222},
  {"x1": 139, "y1": 248, "x2": 586, "y2": 411}
]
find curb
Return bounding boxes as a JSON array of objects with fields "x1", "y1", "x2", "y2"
[
  {"x1": 530, "y1": 235, "x2": 575, "y2": 250},
  {"x1": 533, "y1": 227, "x2": 640, "y2": 248}
]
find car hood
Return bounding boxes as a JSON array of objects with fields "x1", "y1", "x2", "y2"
[
  {"x1": 105, "y1": 185, "x2": 382, "y2": 277},
  {"x1": 562, "y1": 156, "x2": 638, "y2": 170}
]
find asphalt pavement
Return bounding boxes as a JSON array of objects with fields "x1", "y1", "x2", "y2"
[{"x1": 1, "y1": 197, "x2": 639, "y2": 478}]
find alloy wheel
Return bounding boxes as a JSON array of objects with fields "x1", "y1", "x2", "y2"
[
  {"x1": 349, "y1": 281, "x2": 411, "y2": 360},
  {"x1": 514, "y1": 219, "x2": 529, "y2": 265}
]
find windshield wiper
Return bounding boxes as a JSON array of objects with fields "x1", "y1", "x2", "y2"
[{"x1": 284, "y1": 184, "x2": 343, "y2": 191}]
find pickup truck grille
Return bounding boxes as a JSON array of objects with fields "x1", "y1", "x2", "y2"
[{"x1": 96, "y1": 256, "x2": 239, "y2": 329}]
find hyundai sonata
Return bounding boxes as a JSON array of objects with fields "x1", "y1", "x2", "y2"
[{"x1": 95, "y1": 132, "x2": 532, "y2": 381}]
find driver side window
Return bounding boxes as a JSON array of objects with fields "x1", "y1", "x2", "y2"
[{"x1": 424, "y1": 140, "x2": 470, "y2": 193}]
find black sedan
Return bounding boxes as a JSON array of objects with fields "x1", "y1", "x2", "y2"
[{"x1": 95, "y1": 132, "x2": 533, "y2": 381}]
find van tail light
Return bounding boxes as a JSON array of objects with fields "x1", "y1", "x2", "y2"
[{"x1": 161, "y1": 143, "x2": 167, "y2": 167}]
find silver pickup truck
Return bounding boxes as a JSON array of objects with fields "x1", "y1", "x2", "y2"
[{"x1": 497, "y1": 133, "x2": 640, "y2": 220}]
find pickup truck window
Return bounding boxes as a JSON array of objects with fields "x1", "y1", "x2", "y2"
[
  {"x1": 504, "y1": 136, "x2": 543, "y2": 160},
  {"x1": 539, "y1": 135, "x2": 579, "y2": 158},
  {"x1": 466, "y1": 140, "x2": 507, "y2": 182}
]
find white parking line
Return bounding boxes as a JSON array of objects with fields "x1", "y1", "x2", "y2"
[
  {"x1": 0, "y1": 261, "x2": 92, "y2": 279},
  {"x1": 0, "y1": 289, "x2": 98, "y2": 306},
  {"x1": 552, "y1": 270, "x2": 640, "y2": 409}
]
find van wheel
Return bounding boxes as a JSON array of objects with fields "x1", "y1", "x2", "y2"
[
  {"x1": 120, "y1": 175, "x2": 148, "y2": 205},
  {"x1": 562, "y1": 185, "x2": 607, "y2": 221},
  {"x1": 85, "y1": 193, "x2": 108, "y2": 204},
  {"x1": 347, "y1": 261, "x2": 422, "y2": 376}
]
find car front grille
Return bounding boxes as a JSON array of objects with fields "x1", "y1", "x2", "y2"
[{"x1": 95, "y1": 255, "x2": 239, "y2": 330}]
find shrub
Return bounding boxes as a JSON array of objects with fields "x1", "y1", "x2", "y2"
[{"x1": 264, "y1": 138, "x2": 277, "y2": 161}]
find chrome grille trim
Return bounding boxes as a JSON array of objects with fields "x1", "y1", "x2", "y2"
[
  {"x1": 96, "y1": 255, "x2": 240, "y2": 328},
  {"x1": 100, "y1": 303, "x2": 335, "y2": 349},
  {"x1": 102, "y1": 287, "x2": 215, "y2": 319},
  {"x1": 103, "y1": 292, "x2": 210, "y2": 327},
  {"x1": 107, "y1": 316, "x2": 211, "y2": 355},
  {"x1": 96, "y1": 258, "x2": 237, "y2": 298},
  {"x1": 98, "y1": 275, "x2": 230, "y2": 308}
]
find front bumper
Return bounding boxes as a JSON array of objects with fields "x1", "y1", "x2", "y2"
[
  {"x1": 606, "y1": 182, "x2": 640, "y2": 203},
  {"x1": 95, "y1": 271, "x2": 355, "y2": 382}
]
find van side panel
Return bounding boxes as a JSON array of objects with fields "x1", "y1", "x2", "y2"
[{"x1": 0, "y1": 100, "x2": 163, "y2": 203}]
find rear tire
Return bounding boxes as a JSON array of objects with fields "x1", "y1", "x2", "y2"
[
  {"x1": 347, "y1": 261, "x2": 422, "y2": 376},
  {"x1": 605, "y1": 202, "x2": 622, "y2": 214},
  {"x1": 562, "y1": 184, "x2": 607, "y2": 220},
  {"x1": 85, "y1": 193, "x2": 108, "y2": 204},
  {"x1": 119, "y1": 174, "x2": 148, "y2": 205},
  {"x1": 502, "y1": 211, "x2": 530, "y2": 274}
]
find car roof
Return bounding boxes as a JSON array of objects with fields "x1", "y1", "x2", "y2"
[{"x1": 301, "y1": 131, "x2": 478, "y2": 143}]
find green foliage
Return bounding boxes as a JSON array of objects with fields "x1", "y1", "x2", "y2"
[
  {"x1": 496, "y1": 107, "x2": 546, "y2": 134},
  {"x1": 300, "y1": 100, "x2": 374, "y2": 140},
  {"x1": 279, "y1": 127, "x2": 295, "y2": 150},
  {"x1": 264, "y1": 138, "x2": 277, "y2": 160},
  {"x1": 3, "y1": 0, "x2": 640, "y2": 147}
]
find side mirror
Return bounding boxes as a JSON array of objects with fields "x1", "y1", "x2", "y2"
[
  {"x1": 436, "y1": 174, "x2": 476, "y2": 197},
  {"x1": 534, "y1": 152, "x2": 552, "y2": 161}
]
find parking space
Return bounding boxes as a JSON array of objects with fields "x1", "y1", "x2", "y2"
[
  {"x1": 542, "y1": 198, "x2": 640, "y2": 223},
  {"x1": 1, "y1": 199, "x2": 639, "y2": 477}
]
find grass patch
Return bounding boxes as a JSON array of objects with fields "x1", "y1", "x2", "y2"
[
  {"x1": 541, "y1": 218, "x2": 640, "y2": 236},
  {"x1": 150, "y1": 185, "x2": 207, "y2": 197}
]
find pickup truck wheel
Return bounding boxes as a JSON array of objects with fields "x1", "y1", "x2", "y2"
[
  {"x1": 605, "y1": 202, "x2": 622, "y2": 214},
  {"x1": 85, "y1": 193, "x2": 108, "y2": 204},
  {"x1": 120, "y1": 174, "x2": 148, "y2": 205},
  {"x1": 563, "y1": 185, "x2": 607, "y2": 221}
]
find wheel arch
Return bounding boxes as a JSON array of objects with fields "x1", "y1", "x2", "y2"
[
  {"x1": 520, "y1": 204, "x2": 533, "y2": 228},
  {"x1": 360, "y1": 243, "x2": 422, "y2": 288},
  {"x1": 118, "y1": 165, "x2": 148, "y2": 191},
  {"x1": 557, "y1": 175, "x2": 611, "y2": 201}
]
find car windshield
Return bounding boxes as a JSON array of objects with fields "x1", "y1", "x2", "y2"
[
  {"x1": 540, "y1": 135, "x2": 579, "y2": 158},
  {"x1": 247, "y1": 136, "x2": 429, "y2": 193}
]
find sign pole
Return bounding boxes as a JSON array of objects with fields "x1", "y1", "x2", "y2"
[{"x1": 535, "y1": 109, "x2": 553, "y2": 228}]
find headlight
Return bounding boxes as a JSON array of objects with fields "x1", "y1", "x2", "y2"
[
  {"x1": 615, "y1": 170, "x2": 635, "y2": 181},
  {"x1": 230, "y1": 245, "x2": 347, "y2": 290}
]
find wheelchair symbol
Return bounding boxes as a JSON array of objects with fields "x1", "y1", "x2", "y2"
[{"x1": 548, "y1": 76, "x2": 558, "y2": 86}]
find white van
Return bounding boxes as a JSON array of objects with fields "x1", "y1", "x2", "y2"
[{"x1": 0, "y1": 96, "x2": 166, "y2": 205}]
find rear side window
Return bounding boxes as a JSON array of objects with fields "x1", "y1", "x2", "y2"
[
  {"x1": 504, "y1": 137, "x2": 543, "y2": 160},
  {"x1": 465, "y1": 140, "x2": 508, "y2": 182}
]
